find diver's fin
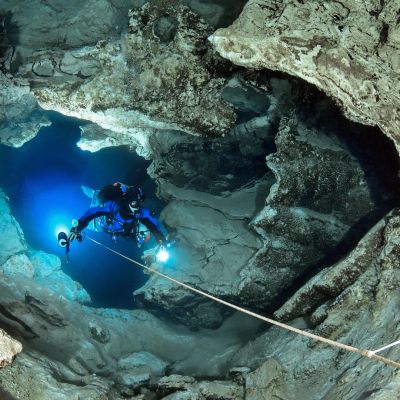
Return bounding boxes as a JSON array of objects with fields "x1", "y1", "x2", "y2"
[{"x1": 81, "y1": 185, "x2": 96, "y2": 199}]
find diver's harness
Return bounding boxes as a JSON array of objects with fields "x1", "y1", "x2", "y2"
[
  {"x1": 58, "y1": 209, "x2": 151, "y2": 262},
  {"x1": 99, "y1": 208, "x2": 151, "y2": 246}
]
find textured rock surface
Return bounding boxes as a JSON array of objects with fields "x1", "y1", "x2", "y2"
[
  {"x1": 136, "y1": 89, "x2": 397, "y2": 327},
  {"x1": 210, "y1": 0, "x2": 400, "y2": 151},
  {"x1": 245, "y1": 358, "x2": 287, "y2": 400},
  {"x1": 1, "y1": 0, "x2": 400, "y2": 398},
  {"x1": 0, "y1": 188, "x2": 262, "y2": 393},
  {"x1": 158, "y1": 375, "x2": 244, "y2": 400},
  {"x1": 134, "y1": 170, "x2": 271, "y2": 328},
  {"x1": 0, "y1": 190, "x2": 91, "y2": 303},
  {"x1": 239, "y1": 115, "x2": 378, "y2": 307},
  {"x1": 1, "y1": 0, "x2": 145, "y2": 48},
  {"x1": 133, "y1": 76, "x2": 297, "y2": 328},
  {"x1": 0, "y1": 191, "x2": 27, "y2": 264},
  {"x1": 274, "y1": 214, "x2": 388, "y2": 322},
  {"x1": 230, "y1": 208, "x2": 400, "y2": 400},
  {"x1": 182, "y1": 0, "x2": 248, "y2": 28},
  {"x1": 0, "y1": 198, "x2": 260, "y2": 397},
  {"x1": 1, "y1": 0, "x2": 236, "y2": 151},
  {"x1": 0, "y1": 73, "x2": 51, "y2": 147},
  {"x1": 0, "y1": 329, "x2": 22, "y2": 367}
]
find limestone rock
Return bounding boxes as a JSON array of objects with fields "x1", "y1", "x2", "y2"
[
  {"x1": 123, "y1": 1, "x2": 235, "y2": 136},
  {"x1": 245, "y1": 359, "x2": 287, "y2": 400},
  {"x1": 198, "y1": 380, "x2": 244, "y2": 399},
  {"x1": 134, "y1": 178, "x2": 268, "y2": 329},
  {"x1": 60, "y1": 50, "x2": 101, "y2": 77},
  {"x1": 134, "y1": 73, "x2": 395, "y2": 328},
  {"x1": 274, "y1": 214, "x2": 388, "y2": 321},
  {"x1": 0, "y1": 242, "x2": 261, "y2": 397},
  {"x1": 162, "y1": 391, "x2": 199, "y2": 400},
  {"x1": 221, "y1": 76, "x2": 270, "y2": 115},
  {"x1": 28, "y1": 248, "x2": 91, "y2": 304},
  {"x1": 117, "y1": 351, "x2": 168, "y2": 377},
  {"x1": 0, "y1": 329, "x2": 22, "y2": 367},
  {"x1": 158, "y1": 375, "x2": 243, "y2": 400},
  {"x1": 78, "y1": 123, "x2": 133, "y2": 152},
  {"x1": 0, "y1": 190, "x2": 27, "y2": 264},
  {"x1": 237, "y1": 115, "x2": 378, "y2": 308},
  {"x1": 0, "y1": 190, "x2": 89, "y2": 303},
  {"x1": 88, "y1": 320, "x2": 110, "y2": 344},
  {"x1": 0, "y1": 72, "x2": 51, "y2": 147},
  {"x1": 2, "y1": 1, "x2": 236, "y2": 154},
  {"x1": 1, "y1": 254, "x2": 34, "y2": 278},
  {"x1": 228, "y1": 366, "x2": 250, "y2": 385},
  {"x1": 0, "y1": 0, "x2": 144, "y2": 48},
  {"x1": 119, "y1": 372, "x2": 151, "y2": 388},
  {"x1": 210, "y1": 0, "x2": 400, "y2": 152},
  {"x1": 29, "y1": 249, "x2": 61, "y2": 278},
  {"x1": 230, "y1": 208, "x2": 400, "y2": 400},
  {"x1": 158, "y1": 375, "x2": 196, "y2": 392},
  {"x1": 181, "y1": 0, "x2": 247, "y2": 28},
  {"x1": 0, "y1": 351, "x2": 113, "y2": 399}
]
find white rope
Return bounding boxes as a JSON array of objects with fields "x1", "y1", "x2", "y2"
[
  {"x1": 87, "y1": 237, "x2": 400, "y2": 369},
  {"x1": 371, "y1": 339, "x2": 400, "y2": 355}
]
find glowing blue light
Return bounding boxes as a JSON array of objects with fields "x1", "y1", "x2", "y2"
[
  {"x1": 156, "y1": 248, "x2": 169, "y2": 263},
  {"x1": 55, "y1": 224, "x2": 69, "y2": 238}
]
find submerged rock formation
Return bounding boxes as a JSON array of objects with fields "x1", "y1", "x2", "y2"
[
  {"x1": 0, "y1": 0, "x2": 236, "y2": 155},
  {"x1": 1, "y1": 0, "x2": 400, "y2": 398},
  {"x1": 0, "y1": 73, "x2": 51, "y2": 147},
  {"x1": 135, "y1": 76, "x2": 398, "y2": 329},
  {"x1": 0, "y1": 329, "x2": 22, "y2": 367},
  {"x1": 0, "y1": 188, "x2": 262, "y2": 398},
  {"x1": 210, "y1": 0, "x2": 400, "y2": 151},
  {"x1": 231, "y1": 209, "x2": 400, "y2": 400},
  {"x1": 240, "y1": 114, "x2": 378, "y2": 307}
]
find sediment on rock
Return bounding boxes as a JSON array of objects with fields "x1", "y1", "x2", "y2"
[{"x1": 210, "y1": 0, "x2": 400, "y2": 153}]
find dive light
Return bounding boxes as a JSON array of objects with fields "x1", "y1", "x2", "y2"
[{"x1": 156, "y1": 243, "x2": 172, "y2": 263}]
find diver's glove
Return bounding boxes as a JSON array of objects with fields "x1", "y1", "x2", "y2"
[{"x1": 68, "y1": 226, "x2": 81, "y2": 242}]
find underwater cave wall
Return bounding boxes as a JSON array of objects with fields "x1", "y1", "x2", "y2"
[{"x1": 1, "y1": 0, "x2": 400, "y2": 399}]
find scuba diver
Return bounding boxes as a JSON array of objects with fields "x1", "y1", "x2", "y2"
[{"x1": 60, "y1": 182, "x2": 168, "y2": 250}]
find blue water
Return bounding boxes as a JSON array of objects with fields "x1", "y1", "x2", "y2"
[{"x1": 0, "y1": 111, "x2": 164, "y2": 308}]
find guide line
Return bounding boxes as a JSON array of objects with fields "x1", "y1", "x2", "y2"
[{"x1": 87, "y1": 236, "x2": 400, "y2": 369}]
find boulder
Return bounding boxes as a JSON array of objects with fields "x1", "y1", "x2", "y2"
[{"x1": 117, "y1": 351, "x2": 168, "y2": 377}]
